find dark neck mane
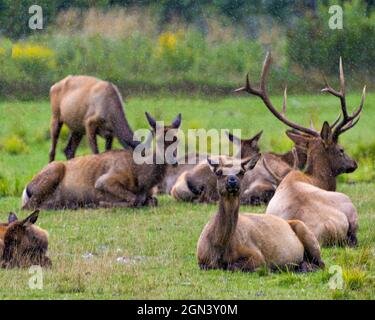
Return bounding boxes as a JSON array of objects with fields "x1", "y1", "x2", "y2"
[{"x1": 304, "y1": 147, "x2": 336, "y2": 191}]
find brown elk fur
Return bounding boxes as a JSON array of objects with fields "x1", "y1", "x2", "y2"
[
  {"x1": 171, "y1": 131, "x2": 307, "y2": 205},
  {"x1": 22, "y1": 113, "x2": 182, "y2": 210},
  {"x1": 235, "y1": 53, "x2": 364, "y2": 246},
  {"x1": 0, "y1": 210, "x2": 51, "y2": 268},
  {"x1": 197, "y1": 156, "x2": 324, "y2": 272},
  {"x1": 266, "y1": 127, "x2": 359, "y2": 246},
  {"x1": 49, "y1": 75, "x2": 138, "y2": 162}
]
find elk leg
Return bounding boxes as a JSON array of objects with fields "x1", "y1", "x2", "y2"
[
  {"x1": 105, "y1": 135, "x2": 114, "y2": 151},
  {"x1": 22, "y1": 162, "x2": 66, "y2": 210},
  {"x1": 49, "y1": 118, "x2": 63, "y2": 162},
  {"x1": 94, "y1": 173, "x2": 139, "y2": 206},
  {"x1": 64, "y1": 132, "x2": 83, "y2": 159},
  {"x1": 288, "y1": 220, "x2": 325, "y2": 270},
  {"x1": 85, "y1": 116, "x2": 100, "y2": 154},
  {"x1": 229, "y1": 246, "x2": 266, "y2": 272}
]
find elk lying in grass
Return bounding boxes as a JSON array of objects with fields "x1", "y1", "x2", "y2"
[
  {"x1": 235, "y1": 52, "x2": 364, "y2": 246},
  {"x1": 197, "y1": 156, "x2": 324, "y2": 272},
  {"x1": 49, "y1": 75, "x2": 139, "y2": 162},
  {"x1": 22, "y1": 113, "x2": 182, "y2": 210},
  {"x1": 228, "y1": 131, "x2": 307, "y2": 205},
  {"x1": 0, "y1": 210, "x2": 51, "y2": 268},
  {"x1": 170, "y1": 130, "x2": 306, "y2": 205},
  {"x1": 157, "y1": 152, "x2": 205, "y2": 194}
]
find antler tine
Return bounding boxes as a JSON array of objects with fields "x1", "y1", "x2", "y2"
[
  {"x1": 338, "y1": 116, "x2": 361, "y2": 135},
  {"x1": 310, "y1": 118, "x2": 317, "y2": 131},
  {"x1": 282, "y1": 87, "x2": 287, "y2": 115},
  {"x1": 235, "y1": 52, "x2": 319, "y2": 137},
  {"x1": 339, "y1": 56, "x2": 345, "y2": 96},
  {"x1": 260, "y1": 51, "x2": 272, "y2": 92},
  {"x1": 351, "y1": 85, "x2": 366, "y2": 119},
  {"x1": 330, "y1": 114, "x2": 341, "y2": 129}
]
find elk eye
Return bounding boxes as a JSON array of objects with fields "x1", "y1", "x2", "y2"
[
  {"x1": 238, "y1": 170, "x2": 245, "y2": 176},
  {"x1": 216, "y1": 169, "x2": 223, "y2": 177}
]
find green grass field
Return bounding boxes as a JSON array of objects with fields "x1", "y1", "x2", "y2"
[{"x1": 0, "y1": 93, "x2": 374, "y2": 299}]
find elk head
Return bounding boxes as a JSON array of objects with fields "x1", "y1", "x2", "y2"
[
  {"x1": 226, "y1": 130, "x2": 262, "y2": 159},
  {"x1": 145, "y1": 112, "x2": 182, "y2": 163},
  {"x1": 207, "y1": 155, "x2": 260, "y2": 197},
  {"x1": 1, "y1": 210, "x2": 51, "y2": 268},
  {"x1": 235, "y1": 53, "x2": 364, "y2": 188}
]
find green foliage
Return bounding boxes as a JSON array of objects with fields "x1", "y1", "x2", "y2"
[
  {"x1": 287, "y1": 0, "x2": 375, "y2": 75},
  {"x1": 0, "y1": 135, "x2": 29, "y2": 155}
]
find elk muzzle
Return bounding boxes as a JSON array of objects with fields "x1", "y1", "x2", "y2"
[{"x1": 226, "y1": 175, "x2": 240, "y2": 194}]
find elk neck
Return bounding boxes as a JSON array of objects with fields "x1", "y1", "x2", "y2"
[
  {"x1": 304, "y1": 146, "x2": 336, "y2": 191},
  {"x1": 141, "y1": 145, "x2": 169, "y2": 187},
  {"x1": 211, "y1": 193, "x2": 240, "y2": 248}
]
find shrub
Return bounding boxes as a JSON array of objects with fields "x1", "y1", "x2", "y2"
[{"x1": 0, "y1": 135, "x2": 29, "y2": 155}]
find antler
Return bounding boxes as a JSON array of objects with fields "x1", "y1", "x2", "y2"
[
  {"x1": 234, "y1": 52, "x2": 319, "y2": 137},
  {"x1": 321, "y1": 57, "x2": 366, "y2": 141}
]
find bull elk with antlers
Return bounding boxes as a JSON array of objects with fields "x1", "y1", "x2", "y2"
[
  {"x1": 235, "y1": 52, "x2": 364, "y2": 246},
  {"x1": 49, "y1": 76, "x2": 139, "y2": 162},
  {"x1": 197, "y1": 155, "x2": 324, "y2": 272}
]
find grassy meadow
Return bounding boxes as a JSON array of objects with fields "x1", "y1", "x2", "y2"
[{"x1": 0, "y1": 93, "x2": 374, "y2": 299}]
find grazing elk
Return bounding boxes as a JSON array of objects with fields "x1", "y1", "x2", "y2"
[
  {"x1": 49, "y1": 75, "x2": 139, "y2": 162},
  {"x1": 235, "y1": 52, "x2": 364, "y2": 246},
  {"x1": 22, "y1": 113, "x2": 182, "y2": 210},
  {"x1": 170, "y1": 130, "x2": 306, "y2": 205},
  {"x1": 0, "y1": 210, "x2": 51, "y2": 268},
  {"x1": 197, "y1": 156, "x2": 324, "y2": 272}
]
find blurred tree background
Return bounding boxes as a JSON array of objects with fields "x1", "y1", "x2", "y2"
[{"x1": 0, "y1": 0, "x2": 375, "y2": 98}]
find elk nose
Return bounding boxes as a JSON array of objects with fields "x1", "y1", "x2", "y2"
[{"x1": 227, "y1": 176, "x2": 238, "y2": 188}]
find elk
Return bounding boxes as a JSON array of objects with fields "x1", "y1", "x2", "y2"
[
  {"x1": 49, "y1": 75, "x2": 139, "y2": 162},
  {"x1": 170, "y1": 130, "x2": 306, "y2": 205},
  {"x1": 170, "y1": 131, "x2": 262, "y2": 203},
  {"x1": 197, "y1": 156, "x2": 324, "y2": 272},
  {"x1": 235, "y1": 52, "x2": 364, "y2": 246},
  {"x1": 157, "y1": 152, "x2": 205, "y2": 194},
  {"x1": 228, "y1": 131, "x2": 307, "y2": 205},
  {"x1": 22, "y1": 113, "x2": 182, "y2": 210},
  {"x1": 0, "y1": 210, "x2": 51, "y2": 268}
]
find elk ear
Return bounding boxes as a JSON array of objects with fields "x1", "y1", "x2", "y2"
[
  {"x1": 249, "y1": 130, "x2": 263, "y2": 148},
  {"x1": 241, "y1": 153, "x2": 261, "y2": 171},
  {"x1": 320, "y1": 121, "x2": 332, "y2": 146},
  {"x1": 207, "y1": 156, "x2": 220, "y2": 173},
  {"x1": 286, "y1": 130, "x2": 311, "y2": 146},
  {"x1": 145, "y1": 112, "x2": 157, "y2": 131},
  {"x1": 8, "y1": 212, "x2": 18, "y2": 224},
  {"x1": 226, "y1": 131, "x2": 240, "y2": 144},
  {"x1": 22, "y1": 210, "x2": 40, "y2": 227},
  {"x1": 171, "y1": 113, "x2": 182, "y2": 129}
]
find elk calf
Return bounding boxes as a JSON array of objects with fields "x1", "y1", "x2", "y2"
[
  {"x1": 197, "y1": 156, "x2": 324, "y2": 272},
  {"x1": 22, "y1": 113, "x2": 182, "y2": 210},
  {"x1": 0, "y1": 210, "x2": 51, "y2": 268},
  {"x1": 49, "y1": 75, "x2": 138, "y2": 162}
]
